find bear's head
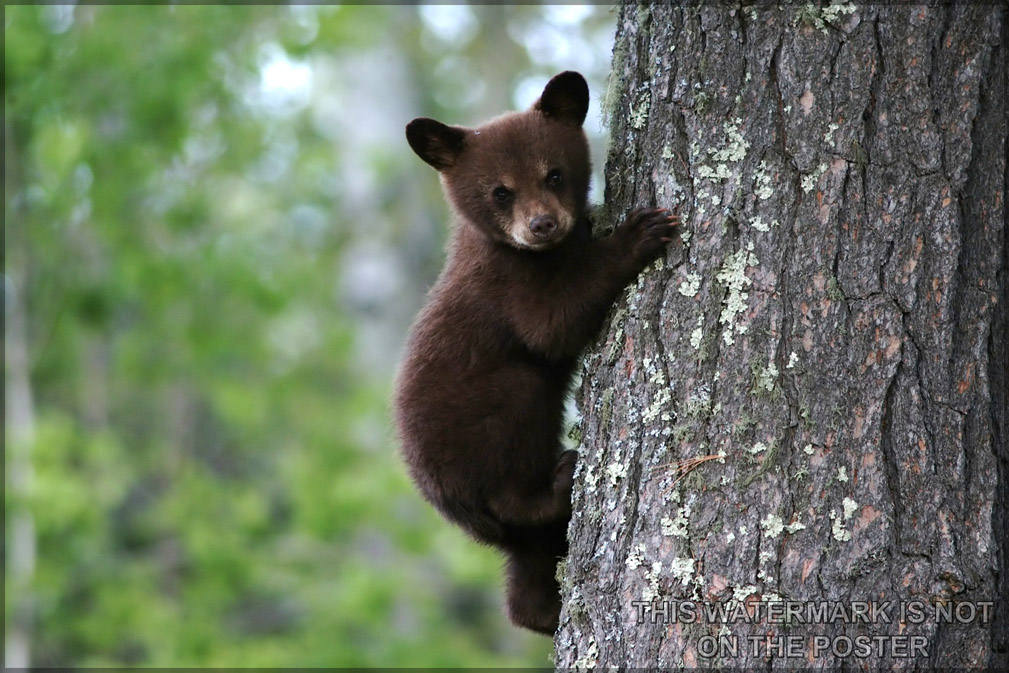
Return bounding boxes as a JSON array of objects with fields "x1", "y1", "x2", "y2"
[{"x1": 406, "y1": 71, "x2": 591, "y2": 251}]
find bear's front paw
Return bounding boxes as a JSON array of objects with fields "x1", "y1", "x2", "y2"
[{"x1": 620, "y1": 206, "x2": 679, "y2": 266}]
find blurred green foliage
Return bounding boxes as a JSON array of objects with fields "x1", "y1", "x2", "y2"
[{"x1": 4, "y1": 5, "x2": 615, "y2": 667}]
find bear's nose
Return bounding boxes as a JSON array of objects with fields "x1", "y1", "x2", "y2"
[{"x1": 529, "y1": 215, "x2": 557, "y2": 238}]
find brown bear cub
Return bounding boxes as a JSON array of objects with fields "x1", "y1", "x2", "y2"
[{"x1": 394, "y1": 71, "x2": 677, "y2": 634}]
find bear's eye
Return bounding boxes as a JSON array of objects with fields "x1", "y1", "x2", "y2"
[
  {"x1": 546, "y1": 169, "x2": 563, "y2": 188},
  {"x1": 492, "y1": 186, "x2": 513, "y2": 205}
]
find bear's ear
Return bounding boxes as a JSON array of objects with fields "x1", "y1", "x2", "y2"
[
  {"x1": 534, "y1": 71, "x2": 589, "y2": 127},
  {"x1": 406, "y1": 118, "x2": 467, "y2": 171}
]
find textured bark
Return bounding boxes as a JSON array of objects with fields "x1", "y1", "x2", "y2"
[{"x1": 557, "y1": 4, "x2": 1006, "y2": 670}]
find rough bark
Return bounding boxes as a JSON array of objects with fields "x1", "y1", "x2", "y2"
[{"x1": 557, "y1": 4, "x2": 1006, "y2": 670}]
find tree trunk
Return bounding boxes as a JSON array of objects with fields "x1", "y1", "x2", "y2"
[{"x1": 557, "y1": 4, "x2": 1006, "y2": 670}]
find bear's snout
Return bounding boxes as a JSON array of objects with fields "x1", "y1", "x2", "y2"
[{"x1": 528, "y1": 215, "x2": 557, "y2": 239}]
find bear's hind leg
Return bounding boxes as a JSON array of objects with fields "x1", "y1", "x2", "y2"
[{"x1": 504, "y1": 546, "x2": 563, "y2": 635}]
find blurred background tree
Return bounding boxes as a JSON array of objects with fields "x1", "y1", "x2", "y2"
[{"x1": 4, "y1": 4, "x2": 616, "y2": 667}]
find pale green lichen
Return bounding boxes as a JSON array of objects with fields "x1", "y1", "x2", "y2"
[
  {"x1": 642, "y1": 560, "x2": 663, "y2": 602},
  {"x1": 785, "y1": 518, "x2": 807, "y2": 534},
  {"x1": 670, "y1": 557, "x2": 695, "y2": 585},
  {"x1": 662, "y1": 144, "x2": 675, "y2": 160},
  {"x1": 821, "y1": 3, "x2": 857, "y2": 26},
  {"x1": 754, "y1": 160, "x2": 774, "y2": 200},
  {"x1": 631, "y1": 89, "x2": 651, "y2": 130},
  {"x1": 604, "y1": 307, "x2": 627, "y2": 363},
  {"x1": 751, "y1": 215, "x2": 770, "y2": 232},
  {"x1": 567, "y1": 421, "x2": 582, "y2": 444},
  {"x1": 643, "y1": 356, "x2": 666, "y2": 386},
  {"x1": 761, "y1": 513, "x2": 785, "y2": 538},
  {"x1": 748, "y1": 441, "x2": 769, "y2": 455},
  {"x1": 757, "y1": 548, "x2": 775, "y2": 582},
  {"x1": 843, "y1": 496, "x2": 858, "y2": 518},
  {"x1": 733, "y1": 584, "x2": 758, "y2": 603},
  {"x1": 753, "y1": 359, "x2": 779, "y2": 393},
  {"x1": 625, "y1": 543, "x2": 647, "y2": 570},
  {"x1": 605, "y1": 461, "x2": 628, "y2": 486},
  {"x1": 824, "y1": 121, "x2": 839, "y2": 146},
  {"x1": 827, "y1": 275, "x2": 845, "y2": 301},
  {"x1": 830, "y1": 498, "x2": 859, "y2": 542},
  {"x1": 787, "y1": 351, "x2": 799, "y2": 369},
  {"x1": 684, "y1": 387, "x2": 713, "y2": 420},
  {"x1": 716, "y1": 242, "x2": 758, "y2": 345},
  {"x1": 794, "y1": 3, "x2": 856, "y2": 32},
  {"x1": 830, "y1": 513, "x2": 850, "y2": 541},
  {"x1": 601, "y1": 39, "x2": 629, "y2": 127},
  {"x1": 836, "y1": 466, "x2": 849, "y2": 482},
  {"x1": 712, "y1": 119, "x2": 749, "y2": 162},
  {"x1": 696, "y1": 118, "x2": 749, "y2": 183},
  {"x1": 555, "y1": 557, "x2": 569, "y2": 586},
  {"x1": 803, "y1": 443, "x2": 814, "y2": 455},
  {"x1": 642, "y1": 387, "x2": 672, "y2": 424},
  {"x1": 582, "y1": 462, "x2": 600, "y2": 492},
  {"x1": 693, "y1": 90, "x2": 711, "y2": 114},
  {"x1": 664, "y1": 501, "x2": 692, "y2": 537},
  {"x1": 598, "y1": 388, "x2": 614, "y2": 428},
  {"x1": 697, "y1": 163, "x2": 732, "y2": 182},
  {"x1": 801, "y1": 162, "x2": 828, "y2": 193},
  {"x1": 678, "y1": 272, "x2": 702, "y2": 298},
  {"x1": 689, "y1": 316, "x2": 704, "y2": 350}
]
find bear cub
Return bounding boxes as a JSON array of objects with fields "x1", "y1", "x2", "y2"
[{"x1": 394, "y1": 71, "x2": 677, "y2": 634}]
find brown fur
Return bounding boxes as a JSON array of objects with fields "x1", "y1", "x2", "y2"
[{"x1": 395, "y1": 72, "x2": 677, "y2": 634}]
